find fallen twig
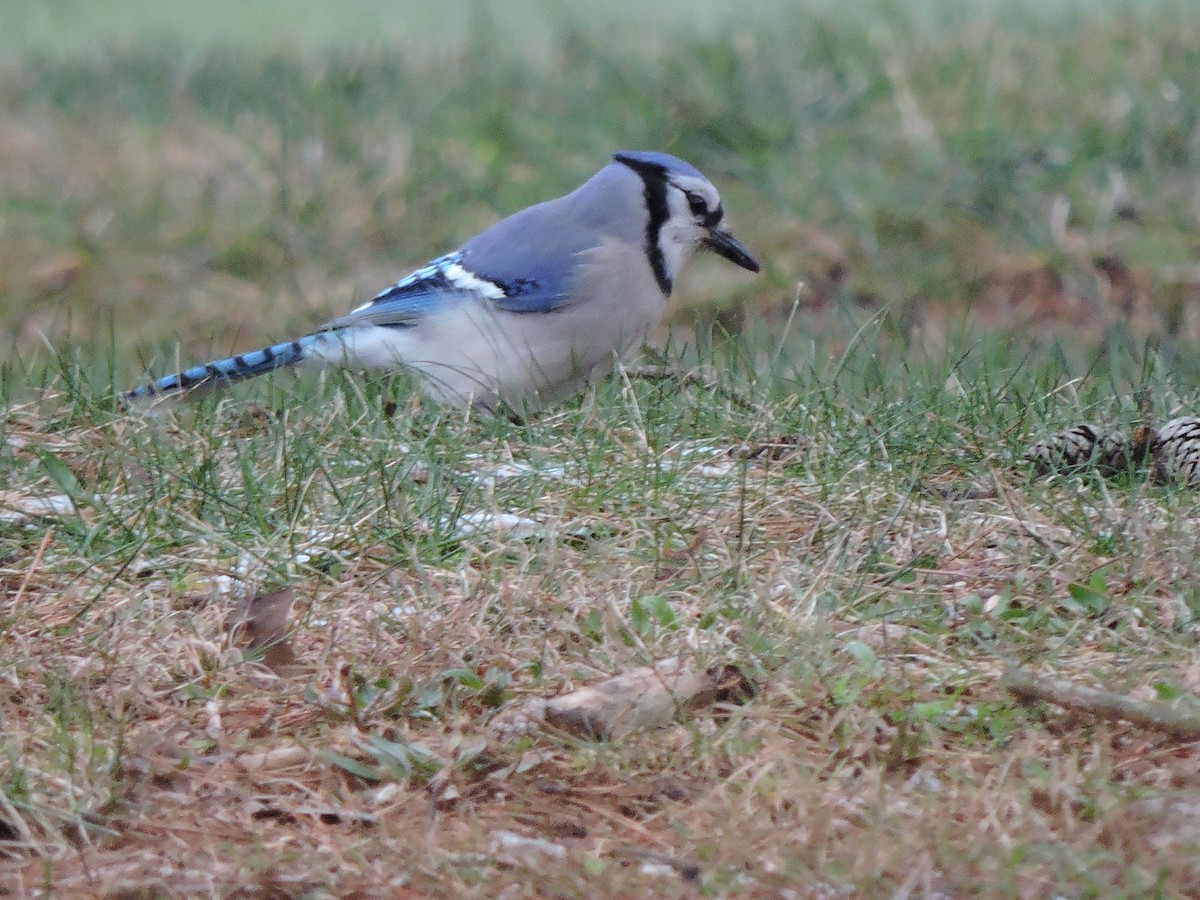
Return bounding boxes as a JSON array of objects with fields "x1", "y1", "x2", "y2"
[
  {"x1": 1004, "y1": 669, "x2": 1200, "y2": 740},
  {"x1": 11, "y1": 527, "x2": 54, "y2": 612}
]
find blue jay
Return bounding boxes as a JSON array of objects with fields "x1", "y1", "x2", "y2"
[{"x1": 124, "y1": 151, "x2": 759, "y2": 414}]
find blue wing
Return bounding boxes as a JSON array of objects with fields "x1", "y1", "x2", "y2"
[{"x1": 322, "y1": 247, "x2": 573, "y2": 332}]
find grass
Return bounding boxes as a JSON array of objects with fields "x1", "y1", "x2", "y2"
[{"x1": 4, "y1": 0, "x2": 1200, "y2": 896}]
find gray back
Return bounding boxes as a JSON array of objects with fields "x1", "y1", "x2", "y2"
[{"x1": 458, "y1": 163, "x2": 648, "y2": 309}]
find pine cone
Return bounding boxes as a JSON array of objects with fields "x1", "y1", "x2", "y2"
[
  {"x1": 1151, "y1": 416, "x2": 1200, "y2": 488},
  {"x1": 1025, "y1": 423, "x2": 1150, "y2": 477}
]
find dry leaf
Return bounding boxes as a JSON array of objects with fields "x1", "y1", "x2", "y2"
[
  {"x1": 230, "y1": 588, "x2": 302, "y2": 675},
  {"x1": 0, "y1": 491, "x2": 76, "y2": 523},
  {"x1": 491, "y1": 658, "x2": 754, "y2": 741}
]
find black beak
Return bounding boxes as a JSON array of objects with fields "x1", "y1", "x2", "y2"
[{"x1": 703, "y1": 226, "x2": 760, "y2": 273}]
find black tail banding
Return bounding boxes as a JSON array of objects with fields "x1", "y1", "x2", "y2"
[{"x1": 123, "y1": 336, "x2": 316, "y2": 404}]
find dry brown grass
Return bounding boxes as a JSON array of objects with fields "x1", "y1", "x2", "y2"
[{"x1": 3, "y1": 384, "x2": 1200, "y2": 896}]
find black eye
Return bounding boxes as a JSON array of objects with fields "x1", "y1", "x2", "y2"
[{"x1": 685, "y1": 192, "x2": 708, "y2": 217}]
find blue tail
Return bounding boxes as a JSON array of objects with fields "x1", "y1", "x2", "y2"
[{"x1": 123, "y1": 335, "x2": 321, "y2": 404}]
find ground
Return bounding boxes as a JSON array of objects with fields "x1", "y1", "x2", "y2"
[{"x1": 3, "y1": 1, "x2": 1200, "y2": 897}]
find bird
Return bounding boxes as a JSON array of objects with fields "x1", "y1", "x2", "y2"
[{"x1": 123, "y1": 151, "x2": 760, "y2": 416}]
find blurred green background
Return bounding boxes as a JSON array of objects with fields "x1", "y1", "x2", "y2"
[{"x1": 3, "y1": 0, "x2": 1199, "y2": 385}]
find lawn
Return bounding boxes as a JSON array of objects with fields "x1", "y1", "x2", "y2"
[{"x1": 3, "y1": 1, "x2": 1200, "y2": 896}]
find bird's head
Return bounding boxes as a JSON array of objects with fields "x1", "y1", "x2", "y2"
[{"x1": 613, "y1": 150, "x2": 760, "y2": 294}]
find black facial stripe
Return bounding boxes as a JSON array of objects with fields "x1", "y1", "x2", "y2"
[
  {"x1": 614, "y1": 156, "x2": 673, "y2": 295},
  {"x1": 703, "y1": 205, "x2": 724, "y2": 229}
]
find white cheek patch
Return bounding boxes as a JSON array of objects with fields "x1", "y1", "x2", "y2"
[
  {"x1": 657, "y1": 220, "x2": 701, "y2": 279},
  {"x1": 445, "y1": 263, "x2": 507, "y2": 300}
]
